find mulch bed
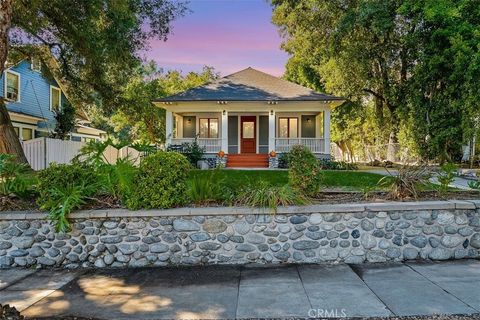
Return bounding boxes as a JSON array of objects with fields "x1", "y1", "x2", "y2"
[{"x1": 1, "y1": 191, "x2": 479, "y2": 213}]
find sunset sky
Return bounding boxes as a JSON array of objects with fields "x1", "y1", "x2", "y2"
[{"x1": 145, "y1": 0, "x2": 288, "y2": 77}]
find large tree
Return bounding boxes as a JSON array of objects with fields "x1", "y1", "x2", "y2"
[
  {"x1": 96, "y1": 63, "x2": 218, "y2": 144},
  {"x1": 0, "y1": 0, "x2": 187, "y2": 162},
  {"x1": 271, "y1": 0, "x2": 480, "y2": 162}
]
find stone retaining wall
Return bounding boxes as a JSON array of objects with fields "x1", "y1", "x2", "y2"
[{"x1": 1, "y1": 200, "x2": 480, "y2": 268}]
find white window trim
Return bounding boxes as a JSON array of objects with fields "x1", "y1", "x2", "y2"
[
  {"x1": 4, "y1": 69, "x2": 21, "y2": 102},
  {"x1": 50, "y1": 85, "x2": 62, "y2": 111},
  {"x1": 12, "y1": 122, "x2": 38, "y2": 141},
  {"x1": 30, "y1": 58, "x2": 42, "y2": 72}
]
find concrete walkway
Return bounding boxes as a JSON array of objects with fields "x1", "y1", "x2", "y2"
[{"x1": 1, "y1": 260, "x2": 480, "y2": 319}]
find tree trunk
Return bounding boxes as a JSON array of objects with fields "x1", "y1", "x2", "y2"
[
  {"x1": 386, "y1": 130, "x2": 399, "y2": 162},
  {"x1": 0, "y1": 100, "x2": 27, "y2": 162},
  {"x1": 0, "y1": 0, "x2": 28, "y2": 163}
]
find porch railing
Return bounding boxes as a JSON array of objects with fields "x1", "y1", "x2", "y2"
[
  {"x1": 275, "y1": 138, "x2": 326, "y2": 153},
  {"x1": 171, "y1": 138, "x2": 222, "y2": 153}
]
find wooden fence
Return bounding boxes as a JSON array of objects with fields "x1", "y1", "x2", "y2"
[{"x1": 21, "y1": 137, "x2": 143, "y2": 170}]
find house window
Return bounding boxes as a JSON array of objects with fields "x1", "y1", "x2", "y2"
[
  {"x1": 279, "y1": 117, "x2": 298, "y2": 138},
  {"x1": 21, "y1": 128, "x2": 33, "y2": 141},
  {"x1": 199, "y1": 118, "x2": 218, "y2": 138},
  {"x1": 13, "y1": 126, "x2": 19, "y2": 137},
  {"x1": 31, "y1": 57, "x2": 42, "y2": 72},
  {"x1": 5, "y1": 71, "x2": 20, "y2": 101},
  {"x1": 50, "y1": 86, "x2": 61, "y2": 111}
]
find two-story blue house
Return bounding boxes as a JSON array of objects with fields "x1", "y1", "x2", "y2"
[{"x1": 1, "y1": 55, "x2": 105, "y2": 142}]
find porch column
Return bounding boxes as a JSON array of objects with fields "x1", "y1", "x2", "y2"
[
  {"x1": 221, "y1": 110, "x2": 228, "y2": 153},
  {"x1": 268, "y1": 110, "x2": 275, "y2": 153},
  {"x1": 165, "y1": 110, "x2": 173, "y2": 146},
  {"x1": 324, "y1": 108, "x2": 331, "y2": 155}
]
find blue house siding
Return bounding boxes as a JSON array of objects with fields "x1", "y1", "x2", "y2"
[{"x1": 0, "y1": 60, "x2": 63, "y2": 130}]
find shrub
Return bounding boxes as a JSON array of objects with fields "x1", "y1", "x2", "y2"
[
  {"x1": 0, "y1": 154, "x2": 36, "y2": 198},
  {"x1": 37, "y1": 162, "x2": 99, "y2": 232},
  {"x1": 319, "y1": 159, "x2": 358, "y2": 170},
  {"x1": 96, "y1": 158, "x2": 137, "y2": 203},
  {"x1": 236, "y1": 181, "x2": 307, "y2": 213},
  {"x1": 378, "y1": 166, "x2": 431, "y2": 199},
  {"x1": 287, "y1": 145, "x2": 322, "y2": 197},
  {"x1": 127, "y1": 152, "x2": 191, "y2": 209},
  {"x1": 437, "y1": 162, "x2": 458, "y2": 194},
  {"x1": 167, "y1": 138, "x2": 205, "y2": 167},
  {"x1": 278, "y1": 153, "x2": 289, "y2": 168}
]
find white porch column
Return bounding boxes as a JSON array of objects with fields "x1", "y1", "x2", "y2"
[
  {"x1": 324, "y1": 108, "x2": 331, "y2": 155},
  {"x1": 268, "y1": 110, "x2": 276, "y2": 153},
  {"x1": 165, "y1": 110, "x2": 173, "y2": 146},
  {"x1": 221, "y1": 110, "x2": 228, "y2": 153}
]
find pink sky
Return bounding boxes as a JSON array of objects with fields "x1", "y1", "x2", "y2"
[{"x1": 145, "y1": 0, "x2": 289, "y2": 77}]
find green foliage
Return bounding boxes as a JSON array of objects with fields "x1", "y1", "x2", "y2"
[
  {"x1": 278, "y1": 153, "x2": 289, "y2": 169},
  {"x1": 127, "y1": 152, "x2": 191, "y2": 209},
  {"x1": 50, "y1": 101, "x2": 76, "y2": 140},
  {"x1": 93, "y1": 64, "x2": 218, "y2": 143},
  {"x1": 10, "y1": 1, "x2": 187, "y2": 113},
  {"x1": 468, "y1": 180, "x2": 480, "y2": 190},
  {"x1": 437, "y1": 163, "x2": 458, "y2": 194},
  {"x1": 96, "y1": 158, "x2": 137, "y2": 203},
  {"x1": 44, "y1": 183, "x2": 97, "y2": 233},
  {"x1": 271, "y1": 0, "x2": 480, "y2": 162},
  {"x1": 167, "y1": 138, "x2": 205, "y2": 167},
  {"x1": 0, "y1": 154, "x2": 36, "y2": 198},
  {"x1": 319, "y1": 159, "x2": 358, "y2": 171},
  {"x1": 378, "y1": 166, "x2": 431, "y2": 200},
  {"x1": 37, "y1": 163, "x2": 99, "y2": 232},
  {"x1": 236, "y1": 181, "x2": 307, "y2": 213},
  {"x1": 187, "y1": 169, "x2": 226, "y2": 205},
  {"x1": 287, "y1": 145, "x2": 322, "y2": 197}
]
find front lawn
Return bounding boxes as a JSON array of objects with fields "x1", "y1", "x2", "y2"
[{"x1": 189, "y1": 169, "x2": 391, "y2": 192}]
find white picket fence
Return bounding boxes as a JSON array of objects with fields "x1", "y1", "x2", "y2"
[{"x1": 22, "y1": 137, "x2": 143, "y2": 170}]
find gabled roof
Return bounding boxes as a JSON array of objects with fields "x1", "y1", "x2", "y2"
[
  {"x1": 155, "y1": 67, "x2": 343, "y2": 102},
  {"x1": 6, "y1": 46, "x2": 89, "y2": 121}
]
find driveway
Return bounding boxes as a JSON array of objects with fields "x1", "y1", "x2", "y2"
[{"x1": 1, "y1": 260, "x2": 480, "y2": 319}]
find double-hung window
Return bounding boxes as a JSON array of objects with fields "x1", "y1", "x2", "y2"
[
  {"x1": 199, "y1": 118, "x2": 218, "y2": 138},
  {"x1": 278, "y1": 117, "x2": 298, "y2": 138},
  {"x1": 5, "y1": 71, "x2": 20, "y2": 102},
  {"x1": 50, "y1": 86, "x2": 61, "y2": 111}
]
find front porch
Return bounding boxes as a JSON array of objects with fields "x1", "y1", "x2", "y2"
[{"x1": 166, "y1": 110, "x2": 330, "y2": 157}]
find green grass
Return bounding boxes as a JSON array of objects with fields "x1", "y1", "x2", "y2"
[{"x1": 189, "y1": 169, "x2": 391, "y2": 192}]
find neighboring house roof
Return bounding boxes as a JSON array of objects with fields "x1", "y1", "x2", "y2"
[
  {"x1": 155, "y1": 67, "x2": 344, "y2": 102},
  {"x1": 5, "y1": 46, "x2": 89, "y2": 121}
]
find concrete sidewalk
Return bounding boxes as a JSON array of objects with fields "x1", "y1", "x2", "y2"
[{"x1": 1, "y1": 260, "x2": 480, "y2": 319}]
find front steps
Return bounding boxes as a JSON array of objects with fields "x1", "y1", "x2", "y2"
[{"x1": 226, "y1": 154, "x2": 269, "y2": 168}]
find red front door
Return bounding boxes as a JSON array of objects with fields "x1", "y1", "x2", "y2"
[{"x1": 241, "y1": 116, "x2": 256, "y2": 153}]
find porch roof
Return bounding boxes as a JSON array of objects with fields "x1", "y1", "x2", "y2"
[{"x1": 154, "y1": 67, "x2": 344, "y2": 103}]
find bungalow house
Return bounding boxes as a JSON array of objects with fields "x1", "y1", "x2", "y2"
[
  {"x1": 154, "y1": 67, "x2": 344, "y2": 168},
  {"x1": 1, "y1": 54, "x2": 106, "y2": 142}
]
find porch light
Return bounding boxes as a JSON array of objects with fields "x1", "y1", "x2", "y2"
[
  {"x1": 270, "y1": 110, "x2": 274, "y2": 115},
  {"x1": 222, "y1": 110, "x2": 226, "y2": 116}
]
